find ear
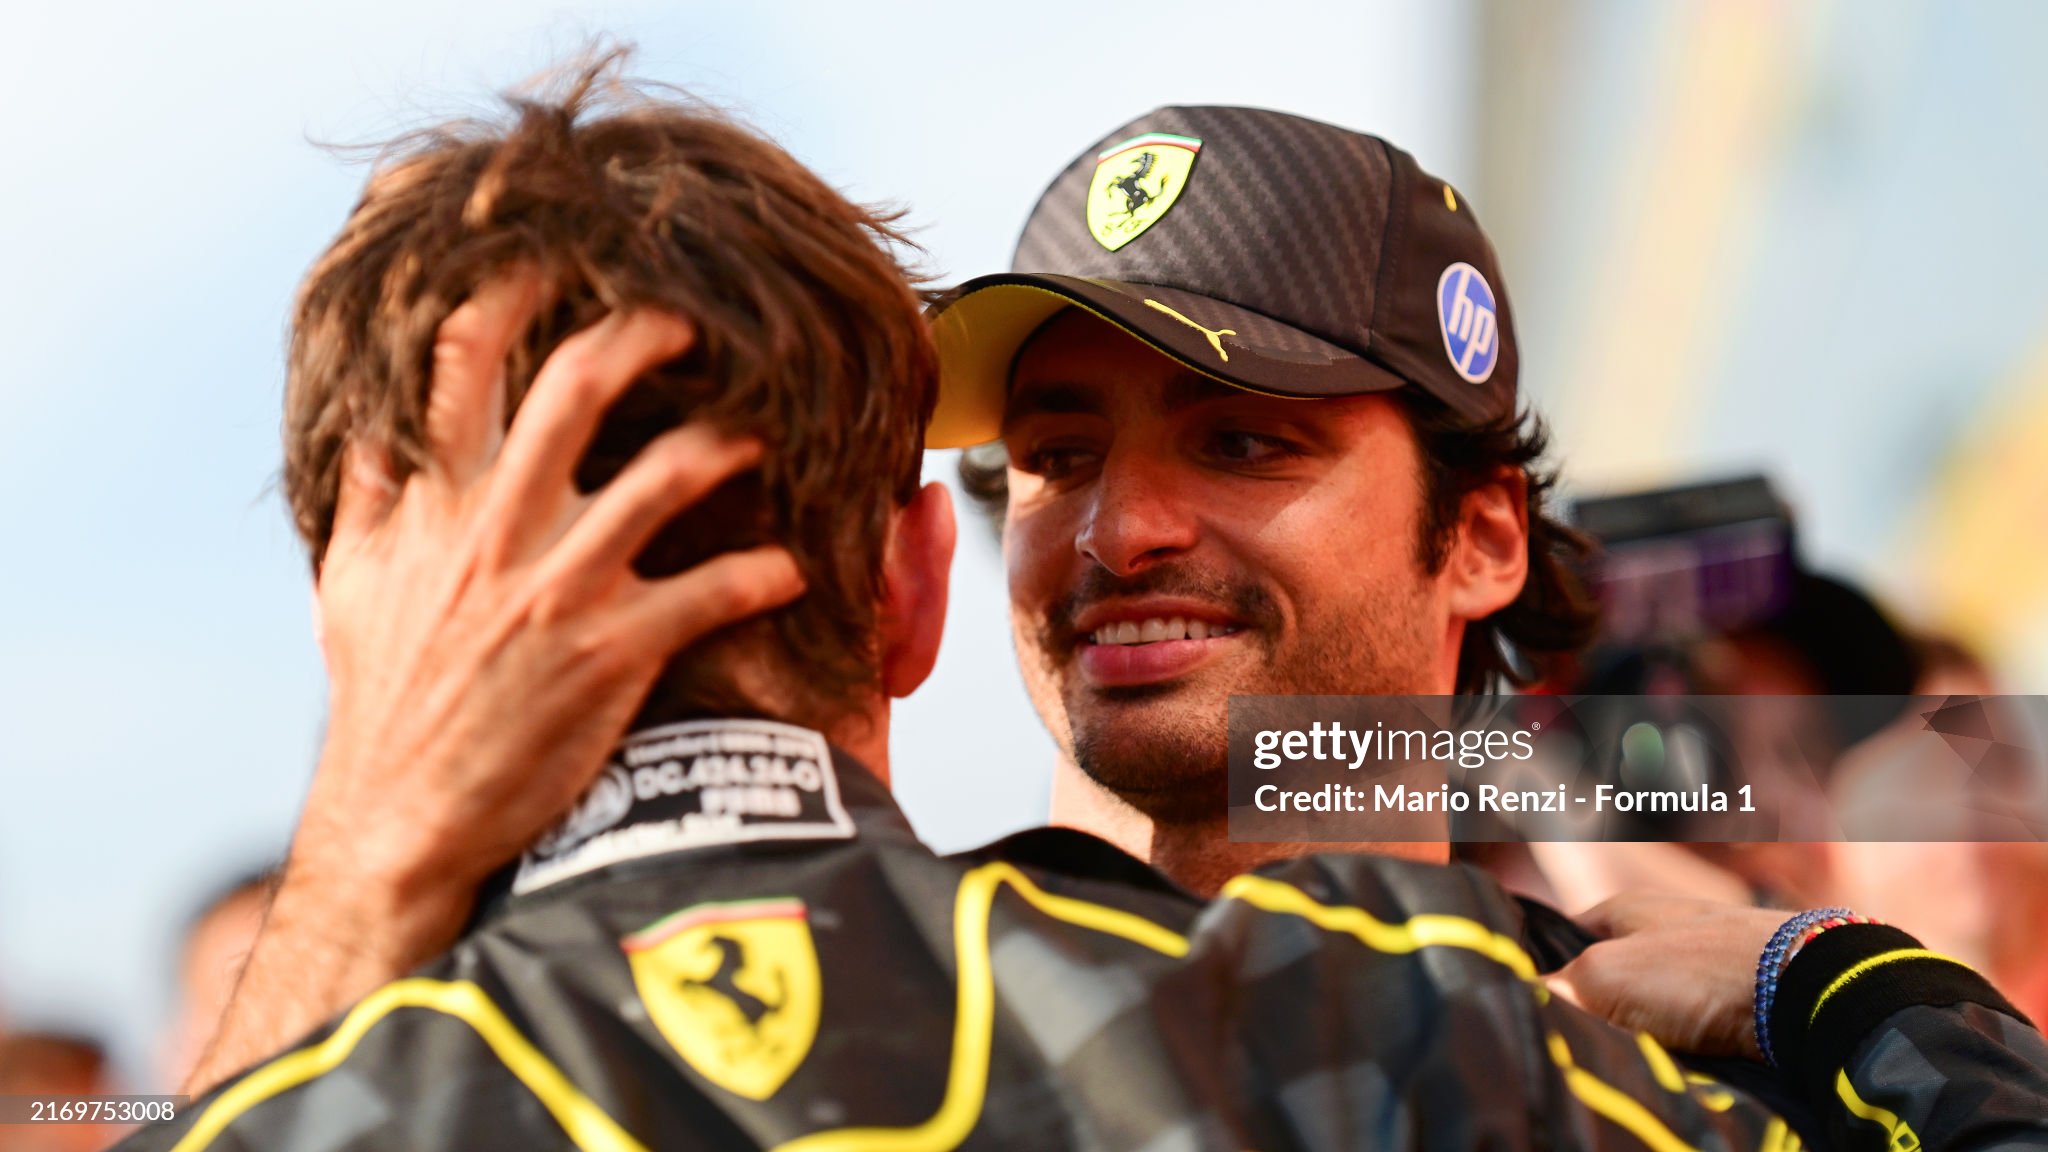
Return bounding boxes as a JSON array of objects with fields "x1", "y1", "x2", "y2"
[
  {"x1": 1442, "y1": 467, "x2": 1529, "y2": 624},
  {"x1": 879, "y1": 481, "x2": 957, "y2": 698}
]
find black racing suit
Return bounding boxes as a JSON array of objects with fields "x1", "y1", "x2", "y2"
[{"x1": 119, "y1": 718, "x2": 2047, "y2": 1151}]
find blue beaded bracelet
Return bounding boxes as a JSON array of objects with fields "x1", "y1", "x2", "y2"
[{"x1": 1755, "y1": 907, "x2": 1855, "y2": 1067}]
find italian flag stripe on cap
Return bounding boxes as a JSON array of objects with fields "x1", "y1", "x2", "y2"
[{"x1": 1098, "y1": 133, "x2": 1203, "y2": 161}]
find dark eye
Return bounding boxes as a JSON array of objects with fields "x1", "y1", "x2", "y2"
[
  {"x1": 1021, "y1": 442, "x2": 1102, "y2": 481},
  {"x1": 1205, "y1": 429, "x2": 1300, "y2": 467}
]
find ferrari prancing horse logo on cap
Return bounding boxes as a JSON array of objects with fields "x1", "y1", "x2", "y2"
[{"x1": 1087, "y1": 133, "x2": 1201, "y2": 251}]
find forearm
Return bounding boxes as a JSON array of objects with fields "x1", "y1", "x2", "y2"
[{"x1": 182, "y1": 855, "x2": 474, "y2": 1095}]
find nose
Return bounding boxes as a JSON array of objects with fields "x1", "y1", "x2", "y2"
[{"x1": 1074, "y1": 448, "x2": 1199, "y2": 576}]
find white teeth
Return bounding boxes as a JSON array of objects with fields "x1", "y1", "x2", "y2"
[{"x1": 1088, "y1": 616, "x2": 1238, "y2": 645}]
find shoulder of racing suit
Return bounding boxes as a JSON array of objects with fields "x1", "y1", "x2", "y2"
[{"x1": 122, "y1": 720, "x2": 1817, "y2": 1152}]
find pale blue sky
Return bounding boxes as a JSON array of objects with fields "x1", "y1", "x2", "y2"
[
  {"x1": 0, "y1": 0, "x2": 1474, "y2": 1080},
  {"x1": 1503, "y1": 1, "x2": 2048, "y2": 684},
  {"x1": 1515, "y1": 1, "x2": 2048, "y2": 581}
]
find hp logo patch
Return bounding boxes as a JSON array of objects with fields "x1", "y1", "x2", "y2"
[{"x1": 1436, "y1": 262, "x2": 1499, "y2": 384}]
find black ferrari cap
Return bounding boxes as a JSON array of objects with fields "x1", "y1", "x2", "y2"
[{"x1": 926, "y1": 105, "x2": 1517, "y2": 448}]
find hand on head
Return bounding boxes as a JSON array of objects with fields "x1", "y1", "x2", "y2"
[
  {"x1": 306, "y1": 271, "x2": 804, "y2": 905},
  {"x1": 187, "y1": 276, "x2": 804, "y2": 1095}
]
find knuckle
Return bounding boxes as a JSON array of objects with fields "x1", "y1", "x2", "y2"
[
  {"x1": 536, "y1": 594, "x2": 612, "y2": 655},
  {"x1": 688, "y1": 568, "x2": 754, "y2": 621},
  {"x1": 632, "y1": 309, "x2": 694, "y2": 357},
  {"x1": 651, "y1": 440, "x2": 702, "y2": 491},
  {"x1": 717, "y1": 564, "x2": 769, "y2": 608},
  {"x1": 561, "y1": 364, "x2": 610, "y2": 407},
  {"x1": 540, "y1": 342, "x2": 605, "y2": 400},
  {"x1": 525, "y1": 579, "x2": 577, "y2": 629},
  {"x1": 433, "y1": 304, "x2": 486, "y2": 351},
  {"x1": 469, "y1": 526, "x2": 516, "y2": 575},
  {"x1": 1562, "y1": 944, "x2": 1604, "y2": 980},
  {"x1": 573, "y1": 630, "x2": 630, "y2": 678},
  {"x1": 526, "y1": 595, "x2": 564, "y2": 630}
]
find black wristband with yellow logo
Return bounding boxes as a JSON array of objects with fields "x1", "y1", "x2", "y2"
[{"x1": 1769, "y1": 922, "x2": 2028, "y2": 1105}]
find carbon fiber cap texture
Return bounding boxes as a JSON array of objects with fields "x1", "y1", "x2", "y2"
[{"x1": 933, "y1": 105, "x2": 1517, "y2": 443}]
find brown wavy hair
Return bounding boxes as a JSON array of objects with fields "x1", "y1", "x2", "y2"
[
  {"x1": 284, "y1": 50, "x2": 936, "y2": 724},
  {"x1": 956, "y1": 387, "x2": 1596, "y2": 693}
]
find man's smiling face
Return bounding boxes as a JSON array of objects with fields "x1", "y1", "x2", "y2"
[{"x1": 1001, "y1": 308, "x2": 1454, "y2": 817}]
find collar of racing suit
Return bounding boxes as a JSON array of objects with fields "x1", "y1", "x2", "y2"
[{"x1": 470, "y1": 715, "x2": 916, "y2": 924}]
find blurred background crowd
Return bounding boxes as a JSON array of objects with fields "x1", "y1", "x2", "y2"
[{"x1": 3, "y1": 0, "x2": 2046, "y2": 1135}]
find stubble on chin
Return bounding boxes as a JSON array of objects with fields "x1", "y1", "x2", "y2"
[
  {"x1": 1065, "y1": 589, "x2": 1441, "y2": 819},
  {"x1": 1012, "y1": 605, "x2": 1235, "y2": 821},
  {"x1": 1068, "y1": 685, "x2": 1232, "y2": 818},
  {"x1": 1016, "y1": 556, "x2": 1442, "y2": 825}
]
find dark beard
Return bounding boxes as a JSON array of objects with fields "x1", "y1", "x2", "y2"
[
  {"x1": 1070, "y1": 703, "x2": 1231, "y2": 821},
  {"x1": 1047, "y1": 564, "x2": 1439, "y2": 822},
  {"x1": 1034, "y1": 566, "x2": 1279, "y2": 819}
]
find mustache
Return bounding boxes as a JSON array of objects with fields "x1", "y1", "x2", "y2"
[{"x1": 1040, "y1": 565, "x2": 1281, "y2": 655}]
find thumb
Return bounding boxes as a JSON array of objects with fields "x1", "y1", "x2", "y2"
[
  {"x1": 1544, "y1": 968, "x2": 1585, "y2": 1010},
  {"x1": 1571, "y1": 894, "x2": 1627, "y2": 939}
]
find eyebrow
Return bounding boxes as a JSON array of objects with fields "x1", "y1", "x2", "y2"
[
  {"x1": 1159, "y1": 373, "x2": 1245, "y2": 411},
  {"x1": 1002, "y1": 379, "x2": 1104, "y2": 427},
  {"x1": 1001, "y1": 370, "x2": 1248, "y2": 428}
]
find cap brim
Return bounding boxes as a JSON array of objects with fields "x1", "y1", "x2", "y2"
[{"x1": 925, "y1": 273, "x2": 1408, "y2": 449}]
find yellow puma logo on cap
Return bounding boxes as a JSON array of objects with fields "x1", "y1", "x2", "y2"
[{"x1": 1144, "y1": 299, "x2": 1236, "y2": 362}]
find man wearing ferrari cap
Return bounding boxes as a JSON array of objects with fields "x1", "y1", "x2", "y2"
[
  {"x1": 931, "y1": 105, "x2": 1585, "y2": 897},
  {"x1": 176, "y1": 94, "x2": 2048, "y2": 1152},
  {"x1": 932, "y1": 105, "x2": 2047, "y2": 1151}
]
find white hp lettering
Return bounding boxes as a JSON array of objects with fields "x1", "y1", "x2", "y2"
[{"x1": 1447, "y1": 269, "x2": 1496, "y2": 373}]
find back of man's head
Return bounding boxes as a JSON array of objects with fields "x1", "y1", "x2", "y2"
[{"x1": 283, "y1": 51, "x2": 938, "y2": 728}]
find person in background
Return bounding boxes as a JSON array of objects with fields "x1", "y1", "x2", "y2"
[
  {"x1": 161, "y1": 869, "x2": 276, "y2": 1087},
  {"x1": 1528, "y1": 498, "x2": 2048, "y2": 1024},
  {"x1": 1827, "y1": 633, "x2": 2048, "y2": 1025},
  {"x1": 0, "y1": 1031, "x2": 124, "y2": 1152},
  {"x1": 1507, "y1": 478, "x2": 1926, "y2": 916}
]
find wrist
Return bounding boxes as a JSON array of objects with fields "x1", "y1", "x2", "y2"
[
  {"x1": 1754, "y1": 907, "x2": 1858, "y2": 1067},
  {"x1": 180, "y1": 855, "x2": 474, "y2": 1099},
  {"x1": 1768, "y1": 922, "x2": 2023, "y2": 1104},
  {"x1": 303, "y1": 721, "x2": 501, "y2": 888},
  {"x1": 279, "y1": 823, "x2": 477, "y2": 973}
]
